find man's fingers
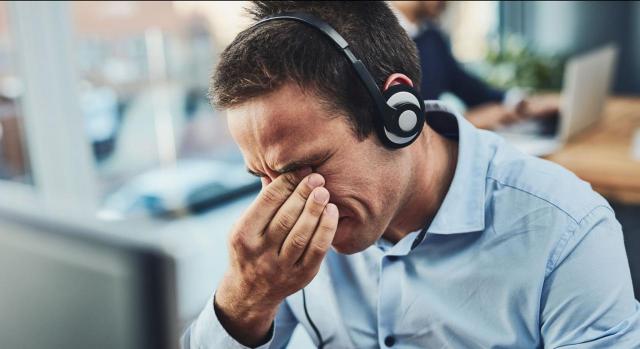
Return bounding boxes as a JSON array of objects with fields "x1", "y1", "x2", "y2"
[
  {"x1": 264, "y1": 173, "x2": 325, "y2": 246},
  {"x1": 234, "y1": 169, "x2": 310, "y2": 240},
  {"x1": 279, "y1": 187, "x2": 330, "y2": 264},
  {"x1": 300, "y1": 203, "x2": 338, "y2": 267}
]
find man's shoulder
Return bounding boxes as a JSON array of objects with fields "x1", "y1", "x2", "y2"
[{"x1": 483, "y1": 134, "x2": 611, "y2": 225}]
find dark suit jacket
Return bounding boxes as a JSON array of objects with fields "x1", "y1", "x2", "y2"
[{"x1": 414, "y1": 25, "x2": 505, "y2": 108}]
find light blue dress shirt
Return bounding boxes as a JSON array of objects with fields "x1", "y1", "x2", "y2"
[{"x1": 183, "y1": 111, "x2": 640, "y2": 348}]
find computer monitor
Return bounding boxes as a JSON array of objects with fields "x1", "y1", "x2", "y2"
[{"x1": 0, "y1": 209, "x2": 178, "y2": 349}]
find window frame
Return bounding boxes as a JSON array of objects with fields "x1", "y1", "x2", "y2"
[{"x1": 0, "y1": 1, "x2": 98, "y2": 216}]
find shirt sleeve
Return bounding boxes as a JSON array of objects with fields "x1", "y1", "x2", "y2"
[
  {"x1": 540, "y1": 205, "x2": 640, "y2": 348},
  {"x1": 181, "y1": 294, "x2": 299, "y2": 349}
]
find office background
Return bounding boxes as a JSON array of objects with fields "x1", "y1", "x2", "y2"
[
  {"x1": 502, "y1": 1, "x2": 640, "y2": 94},
  {"x1": 0, "y1": 1, "x2": 638, "y2": 347}
]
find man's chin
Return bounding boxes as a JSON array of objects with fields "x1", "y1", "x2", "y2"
[{"x1": 330, "y1": 217, "x2": 371, "y2": 255}]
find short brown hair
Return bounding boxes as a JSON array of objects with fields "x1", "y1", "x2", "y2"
[{"x1": 211, "y1": 1, "x2": 421, "y2": 139}]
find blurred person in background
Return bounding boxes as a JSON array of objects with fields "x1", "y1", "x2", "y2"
[{"x1": 390, "y1": 1, "x2": 559, "y2": 129}]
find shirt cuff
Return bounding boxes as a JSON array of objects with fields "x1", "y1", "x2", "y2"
[{"x1": 186, "y1": 294, "x2": 275, "y2": 349}]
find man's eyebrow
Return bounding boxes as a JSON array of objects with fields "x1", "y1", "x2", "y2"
[
  {"x1": 246, "y1": 168, "x2": 264, "y2": 177},
  {"x1": 245, "y1": 151, "x2": 332, "y2": 177},
  {"x1": 274, "y1": 150, "x2": 332, "y2": 174}
]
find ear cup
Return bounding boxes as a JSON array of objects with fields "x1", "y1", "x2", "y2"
[{"x1": 380, "y1": 84, "x2": 426, "y2": 147}]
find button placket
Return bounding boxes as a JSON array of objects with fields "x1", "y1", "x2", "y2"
[{"x1": 377, "y1": 254, "x2": 402, "y2": 348}]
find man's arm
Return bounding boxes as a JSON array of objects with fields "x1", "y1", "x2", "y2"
[
  {"x1": 434, "y1": 30, "x2": 505, "y2": 108},
  {"x1": 540, "y1": 205, "x2": 640, "y2": 348},
  {"x1": 181, "y1": 296, "x2": 298, "y2": 349},
  {"x1": 416, "y1": 28, "x2": 517, "y2": 129}
]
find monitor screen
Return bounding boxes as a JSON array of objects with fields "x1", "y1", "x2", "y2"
[{"x1": 0, "y1": 210, "x2": 178, "y2": 349}]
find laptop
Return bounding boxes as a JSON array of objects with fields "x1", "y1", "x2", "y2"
[
  {"x1": 0, "y1": 208, "x2": 179, "y2": 349},
  {"x1": 496, "y1": 44, "x2": 618, "y2": 156}
]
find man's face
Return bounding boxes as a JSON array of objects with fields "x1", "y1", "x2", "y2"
[{"x1": 226, "y1": 83, "x2": 412, "y2": 254}]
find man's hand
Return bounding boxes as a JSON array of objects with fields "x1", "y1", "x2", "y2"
[
  {"x1": 466, "y1": 94, "x2": 560, "y2": 130},
  {"x1": 214, "y1": 168, "x2": 339, "y2": 347},
  {"x1": 466, "y1": 103, "x2": 520, "y2": 130},
  {"x1": 519, "y1": 94, "x2": 560, "y2": 119}
]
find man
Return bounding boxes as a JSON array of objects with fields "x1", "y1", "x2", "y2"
[
  {"x1": 183, "y1": 2, "x2": 640, "y2": 348},
  {"x1": 390, "y1": 1, "x2": 559, "y2": 130}
]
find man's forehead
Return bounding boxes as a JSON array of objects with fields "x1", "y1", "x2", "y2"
[
  {"x1": 228, "y1": 104, "x2": 323, "y2": 159},
  {"x1": 225, "y1": 84, "x2": 342, "y2": 174},
  {"x1": 227, "y1": 87, "x2": 328, "y2": 144},
  {"x1": 227, "y1": 84, "x2": 353, "y2": 175}
]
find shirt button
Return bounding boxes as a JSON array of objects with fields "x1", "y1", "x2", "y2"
[
  {"x1": 384, "y1": 335, "x2": 396, "y2": 347},
  {"x1": 387, "y1": 255, "x2": 398, "y2": 262}
]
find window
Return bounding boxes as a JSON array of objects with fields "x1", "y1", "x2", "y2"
[
  {"x1": 0, "y1": 2, "x2": 31, "y2": 185},
  {"x1": 70, "y1": 2, "x2": 257, "y2": 218},
  {"x1": 441, "y1": 1, "x2": 499, "y2": 63}
]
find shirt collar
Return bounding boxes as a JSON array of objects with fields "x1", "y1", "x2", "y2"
[
  {"x1": 375, "y1": 226, "x2": 424, "y2": 256},
  {"x1": 373, "y1": 110, "x2": 490, "y2": 255},
  {"x1": 426, "y1": 111, "x2": 490, "y2": 235}
]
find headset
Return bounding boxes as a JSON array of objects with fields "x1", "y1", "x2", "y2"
[{"x1": 251, "y1": 12, "x2": 451, "y2": 149}]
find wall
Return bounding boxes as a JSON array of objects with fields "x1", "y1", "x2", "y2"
[{"x1": 502, "y1": 1, "x2": 639, "y2": 94}]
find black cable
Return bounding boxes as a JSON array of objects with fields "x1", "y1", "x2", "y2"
[{"x1": 302, "y1": 288, "x2": 325, "y2": 349}]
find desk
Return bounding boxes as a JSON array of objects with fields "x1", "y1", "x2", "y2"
[{"x1": 546, "y1": 97, "x2": 640, "y2": 204}]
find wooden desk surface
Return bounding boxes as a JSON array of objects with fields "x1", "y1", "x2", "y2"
[{"x1": 546, "y1": 97, "x2": 640, "y2": 204}]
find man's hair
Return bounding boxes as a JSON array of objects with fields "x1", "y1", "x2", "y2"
[{"x1": 211, "y1": 1, "x2": 421, "y2": 139}]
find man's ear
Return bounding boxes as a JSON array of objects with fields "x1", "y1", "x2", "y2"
[{"x1": 383, "y1": 73, "x2": 415, "y2": 91}]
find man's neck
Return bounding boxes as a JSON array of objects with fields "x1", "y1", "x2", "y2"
[{"x1": 382, "y1": 127, "x2": 458, "y2": 244}]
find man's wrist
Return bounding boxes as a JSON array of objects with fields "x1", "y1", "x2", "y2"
[
  {"x1": 213, "y1": 291, "x2": 278, "y2": 347},
  {"x1": 213, "y1": 291, "x2": 278, "y2": 326},
  {"x1": 215, "y1": 275, "x2": 280, "y2": 320}
]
